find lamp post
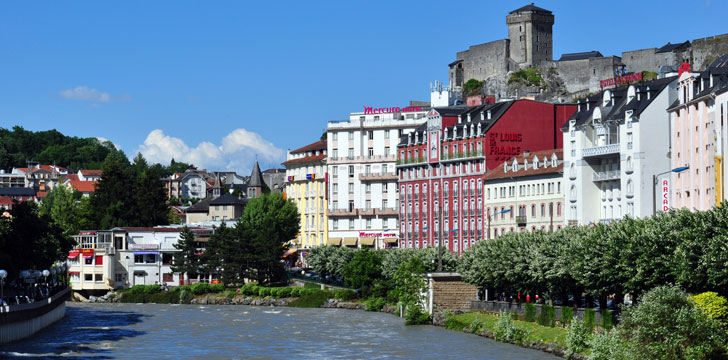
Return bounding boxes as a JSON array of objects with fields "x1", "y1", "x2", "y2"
[
  {"x1": 0, "y1": 269, "x2": 6, "y2": 306},
  {"x1": 487, "y1": 208, "x2": 511, "y2": 240},
  {"x1": 653, "y1": 166, "x2": 689, "y2": 215}
]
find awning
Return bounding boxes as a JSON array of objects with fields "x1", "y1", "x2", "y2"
[
  {"x1": 326, "y1": 238, "x2": 341, "y2": 246},
  {"x1": 359, "y1": 237, "x2": 375, "y2": 246},
  {"x1": 133, "y1": 251, "x2": 158, "y2": 255},
  {"x1": 68, "y1": 251, "x2": 80, "y2": 259},
  {"x1": 343, "y1": 237, "x2": 358, "y2": 246},
  {"x1": 383, "y1": 238, "x2": 398, "y2": 243},
  {"x1": 282, "y1": 249, "x2": 297, "y2": 257},
  {"x1": 68, "y1": 271, "x2": 80, "y2": 275},
  {"x1": 83, "y1": 253, "x2": 94, "y2": 259}
]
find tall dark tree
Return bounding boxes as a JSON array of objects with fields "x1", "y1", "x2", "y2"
[
  {"x1": 171, "y1": 226, "x2": 199, "y2": 284},
  {"x1": 0, "y1": 201, "x2": 74, "y2": 280},
  {"x1": 239, "y1": 193, "x2": 299, "y2": 285},
  {"x1": 91, "y1": 158, "x2": 133, "y2": 228},
  {"x1": 132, "y1": 163, "x2": 170, "y2": 227}
]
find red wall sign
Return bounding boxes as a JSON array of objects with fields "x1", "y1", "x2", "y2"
[
  {"x1": 363, "y1": 106, "x2": 423, "y2": 115},
  {"x1": 488, "y1": 132, "x2": 523, "y2": 161},
  {"x1": 600, "y1": 72, "x2": 643, "y2": 88}
]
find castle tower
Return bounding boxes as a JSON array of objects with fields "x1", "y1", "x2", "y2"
[{"x1": 506, "y1": 3, "x2": 554, "y2": 67}]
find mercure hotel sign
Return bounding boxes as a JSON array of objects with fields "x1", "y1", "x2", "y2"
[{"x1": 363, "y1": 106, "x2": 423, "y2": 115}]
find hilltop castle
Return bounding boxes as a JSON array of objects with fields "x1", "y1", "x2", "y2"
[{"x1": 441, "y1": 3, "x2": 728, "y2": 102}]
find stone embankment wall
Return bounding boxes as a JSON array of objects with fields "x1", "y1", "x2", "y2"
[
  {"x1": 426, "y1": 273, "x2": 478, "y2": 320},
  {"x1": 0, "y1": 287, "x2": 70, "y2": 344}
]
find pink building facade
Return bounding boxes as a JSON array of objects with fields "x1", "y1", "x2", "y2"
[{"x1": 669, "y1": 56, "x2": 728, "y2": 211}]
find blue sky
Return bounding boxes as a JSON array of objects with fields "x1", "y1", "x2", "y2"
[{"x1": 1, "y1": 0, "x2": 725, "y2": 174}]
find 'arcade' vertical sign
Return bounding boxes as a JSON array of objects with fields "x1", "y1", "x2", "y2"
[{"x1": 661, "y1": 178, "x2": 670, "y2": 212}]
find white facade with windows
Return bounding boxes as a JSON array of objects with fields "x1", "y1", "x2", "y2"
[
  {"x1": 563, "y1": 77, "x2": 677, "y2": 225},
  {"x1": 326, "y1": 108, "x2": 427, "y2": 247}
]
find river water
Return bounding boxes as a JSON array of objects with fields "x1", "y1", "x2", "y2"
[{"x1": 1, "y1": 302, "x2": 560, "y2": 359}]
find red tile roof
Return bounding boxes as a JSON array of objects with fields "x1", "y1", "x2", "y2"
[
  {"x1": 36, "y1": 191, "x2": 47, "y2": 198},
  {"x1": 282, "y1": 154, "x2": 326, "y2": 166},
  {"x1": 484, "y1": 149, "x2": 563, "y2": 181},
  {"x1": 64, "y1": 174, "x2": 80, "y2": 182},
  {"x1": 80, "y1": 170, "x2": 102, "y2": 176},
  {"x1": 69, "y1": 180, "x2": 98, "y2": 193},
  {"x1": 290, "y1": 139, "x2": 326, "y2": 154},
  {"x1": 0, "y1": 196, "x2": 12, "y2": 205}
]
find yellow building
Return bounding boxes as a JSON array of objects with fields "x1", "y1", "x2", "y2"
[{"x1": 283, "y1": 139, "x2": 328, "y2": 248}]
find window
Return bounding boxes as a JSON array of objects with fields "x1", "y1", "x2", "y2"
[
  {"x1": 368, "y1": 131, "x2": 374, "y2": 140},
  {"x1": 70, "y1": 273, "x2": 80, "y2": 282},
  {"x1": 570, "y1": 141, "x2": 576, "y2": 157},
  {"x1": 349, "y1": 165, "x2": 354, "y2": 178},
  {"x1": 84, "y1": 256, "x2": 93, "y2": 265},
  {"x1": 332, "y1": 132, "x2": 338, "y2": 141},
  {"x1": 541, "y1": 204, "x2": 545, "y2": 217},
  {"x1": 366, "y1": 218, "x2": 372, "y2": 229},
  {"x1": 627, "y1": 132, "x2": 633, "y2": 150},
  {"x1": 333, "y1": 183, "x2": 338, "y2": 195},
  {"x1": 95, "y1": 274, "x2": 103, "y2": 282},
  {"x1": 162, "y1": 253, "x2": 173, "y2": 265},
  {"x1": 163, "y1": 273, "x2": 174, "y2": 282},
  {"x1": 146, "y1": 254, "x2": 156, "y2": 264},
  {"x1": 85, "y1": 273, "x2": 93, "y2": 281},
  {"x1": 134, "y1": 254, "x2": 144, "y2": 264},
  {"x1": 95, "y1": 255, "x2": 103, "y2": 266},
  {"x1": 365, "y1": 183, "x2": 371, "y2": 194},
  {"x1": 368, "y1": 148, "x2": 374, "y2": 156},
  {"x1": 115, "y1": 273, "x2": 123, "y2": 283},
  {"x1": 348, "y1": 148, "x2": 354, "y2": 158},
  {"x1": 348, "y1": 131, "x2": 354, "y2": 140},
  {"x1": 385, "y1": 131, "x2": 389, "y2": 139}
]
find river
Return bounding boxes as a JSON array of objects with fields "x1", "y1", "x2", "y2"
[{"x1": 1, "y1": 302, "x2": 560, "y2": 359}]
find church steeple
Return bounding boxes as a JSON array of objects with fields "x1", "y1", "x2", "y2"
[{"x1": 247, "y1": 161, "x2": 268, "y2": 199}]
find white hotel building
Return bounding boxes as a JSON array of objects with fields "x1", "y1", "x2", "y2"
[
  {"x1": 563, "y1": 76, "x2": 677, "y2": 225},
  {"x1": 326, "y1": 107, "x2": 428, "y2": 248}
]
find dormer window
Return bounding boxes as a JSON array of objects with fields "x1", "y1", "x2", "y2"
[
  {"x1": 533, "y1": 157, "x2": 539, "y2": 170},
  {"x1": 504, "y1": 162, "x2": 509, "y2": 173}
]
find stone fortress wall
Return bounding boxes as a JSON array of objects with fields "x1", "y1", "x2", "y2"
[{"x1": 451, "y1": 4, "x2": 728, "y2": 101}]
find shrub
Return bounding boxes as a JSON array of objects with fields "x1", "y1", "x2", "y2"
[
  {"x1": 524, "y1": 302, "x2": 537, "y2": 322},
  {"x1": 190, "y1": 282, "x2": 210, "y2": 295},
  {"x1": 288, "y1": 290, "x2": 334, "y2": 308},
  {"x1": 241, "y1": 284, "x2": 258, "y2": 296},
  {"x1": 365, "y1": 297, "x2": 386, "y2": 312},
  {"x1": 538, "y1": 304, "x2": 556, "y2": 327},
  {"x1": 276, "y1": 287, "x2": 292, "y2": 298},
  {"x1": 493, "y1": 311, "x2": 528, "y2": 343},
  {"x1": 469, "y1": 314, "x2": 485, "y2": 333},
  {"x1": 617, "y1": 285, "x2": 728, "y2": 360},
  {"x1": 404, "y1": 305, "x2": 431, "y2": 325},
  {"x1": 303, "y1": 282, "x2": 320, "y2": 289},
  {"x1": 290, "y1": 287, "x2": 302, "y2": 297},
  {"x1": 258, "y1": 287, "x2": 270, "y2": 297},
  {"x1": 223, "y1": 290, "x2": 235, "y2": 299},
  {"x1": 179, "y1": 289, "x2": 193, "y2": 304},
  {"x1": 565, "y1": 317, "x2": 591, "y2": 358},
  {"x1": 209, "y1": 283, "x2": 224, "y2": 293},
  {"x1": 561, "y1": 306, "x2": 574, "y2": 326},
  {"x1": 588, "y1": 328, "x2": 627, "y2": 360},
  {"x1": 511, "y1": 312, "x2": 519, "y2": 321},
  {"x1": 583, "y1": 309, "x2": 596, "y2": 332},
  {"x1": 334, "y1": 289, "x2": 357, "y2": 301},
  {"x1": 691, "y1": 291, "x2": 728, "y2": 326},
  {"x1": 599, "y1": 309, "x2": 613, "y2": 330},
  {"x1": 125, "y1": 285, "x2": 162, "y2": 295}
]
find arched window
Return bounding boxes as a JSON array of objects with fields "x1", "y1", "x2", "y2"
[
  {"x1": 570, "y1": 185, "x2": 577, "y2": 199},
  {"x1": 626, "y1": 179, "x2": 634, "y2": 197},
  {"x1": 569, "y1": 162, "x2": 576, "y2": 179},
  {"x1": 626, "y1": 156, "x2": 634, "y2": 173}
]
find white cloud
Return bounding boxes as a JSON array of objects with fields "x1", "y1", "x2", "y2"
[
  {"x1": 96, "y1": 137, "x2": 121, "y2": 150},
  {"x1": 58, "y1": 86, "x2": 111, "y2": 102},
  {"x1": 135, "y1": 129, "x2": 285, "y2": 174}
]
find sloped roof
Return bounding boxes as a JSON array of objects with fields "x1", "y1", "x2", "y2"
[
  {"x1": 509, "y1": 4, "x2": 551, "y2": 14},
  {"x1": 209, "y1": 193, "x2": 247, "y2": 205},
  {"x1": 69, "y1": 180, "x2": 98, "y2": 193},
  {"x1": 80, "y1": 169, "x2": 102, "y2": 176},
  {"x1": 282, "y1": 154, "x2": 326, "y2": 167},
  {"x1": 248, "y1": 161, "x2": 266, "y2": 188},
  {"x1": 0, "y1": 187, "x2": 35, "y2": 196},
  {"x1": 559, "y1": 51, "x2": 603, "y2": 62},
  {"x1": 185, "y1": 198, "x2": 211, "y2": 213},
  {"x1": 656, "y1": 41, "x2": 691, "y2": 54},
  {"x1": 290, "y1": 139, "x2": 326, "y2": 154}
]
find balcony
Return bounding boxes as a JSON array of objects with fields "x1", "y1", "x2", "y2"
[
  {"x1": 516, "y1": 216, "x2": 527, "y2": 227},
  {"x1": 375, "y1": 207, "x2": 399, "y2": 216},
  {"x1": 396, "y1": 156, "x2": 427, "y2": 167},
  {"x1": 593, "y1": 170, "x2": 621, "y2": 182},
  {"x1": 359, "y1": 172, "x2": 398, "y2": 181},
  {"x1": 327, "y1": 209, "x2": 358, "y2": 217},
  {"x1": 582, "y1": 143, "x2": 620, "y2": 158},
  {"x1": 329, "y1": 155, "x2": 396, "y2": 164},
  {"x1": 359, "y1": 208, "x2": 375, "y2": 216}
]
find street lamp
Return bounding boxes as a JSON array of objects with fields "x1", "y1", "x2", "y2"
[
  {"x1": 487, "y1": 208, "x2": 511, "y2": 240},
  {"x1": 0, "y1": 269, "x2": 6, "y2": 307},
  {"x1": 653, "y1": 166, "x2": 690, "y2": 215}
]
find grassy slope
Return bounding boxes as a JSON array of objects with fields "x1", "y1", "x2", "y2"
[{"x1": 445, "y1": 312, "x2": 567, "y2": 347}]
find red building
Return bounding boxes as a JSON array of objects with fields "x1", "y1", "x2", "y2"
[{"x1": 396, "y1": 100, "x2": 575, "y2": 254}]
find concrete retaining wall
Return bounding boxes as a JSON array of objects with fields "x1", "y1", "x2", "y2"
[{"x1": 0, "y1": 287, "x2": 70, "y2": 344}]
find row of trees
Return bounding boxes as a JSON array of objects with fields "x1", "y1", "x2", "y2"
[
  {"x1": 458, "y1": 203, "x2": 728, "y2": 308},
  {"x1": 171, "y1": 193, "x2": 299, "y2": 286},
  {"x1": 0, "y1": 126, "x2": 127, "y2": 172}
]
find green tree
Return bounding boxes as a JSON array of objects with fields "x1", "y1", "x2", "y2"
[
  {"x1": 239, "y1": 193, "x2": 299, "y2": 285},
  {"x1": 343, "y1": 249, "x2": 382, "y2": 294},
  {"x1": 39, "y1": 184, "x2": 84, "y2": 237},
  {"x1": 462, "y1": 79, "x2": 484, "y2": 96},
  {"x1": 171, "y1": 226, "x2": 200, "y2": 284}
]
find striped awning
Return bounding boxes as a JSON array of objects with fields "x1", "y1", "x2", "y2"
[
  {"x1": 342, "y1": 237, "x2": 358, "y2": 246},
  {"x1": 326, "y1": 237, "x2": 341, "y2": 246},
  {"x1": 383, "y1": 238, "x2": 398, "y2": 243},
  {"x1": 359, "y1": 237, "x2": 375, "y2": 246}
]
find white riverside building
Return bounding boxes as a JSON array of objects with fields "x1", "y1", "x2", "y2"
[
  {"x1": 563, "y1": 76, "x2": 678, "y2": 225},
  {"x1": 326, "y1": 107, "x2": 428, "y2": 248}
]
